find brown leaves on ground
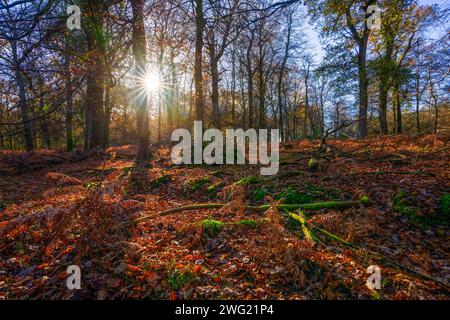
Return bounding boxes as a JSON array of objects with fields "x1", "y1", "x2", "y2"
[{"x1": 0, "y1": 135, "x2": 449, "y2": 300}]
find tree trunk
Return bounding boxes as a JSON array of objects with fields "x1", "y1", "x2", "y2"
[
  {"x1": 64, "y1": 46, "x2": 74, "y2": 152},
  {"x1": 104, "y1": 78, "x2": 112, "y2": 147},
  {"x1": 379, "y1": 83, "x2": 389, "y2": 134},
  {"x1": 278, "y1": 12, "x2": 292, "y2": 141},
  {"x1": 168, "y1": 49, "x2": 176, "y2": 140},
  {"x1": 194, "y1": 0, "x2": 204, "y2": 123},
  {"x1": 12, "y1": 40, "x2": 34, "y2": 151},
  {"x1": 210, "y1": 51, "x2": 221, "y2": 128},
  {"x1": 358, "y1": 39, "x2": 369, "y2": 138},
  {"x1": 231, "y1": 47, "x2": 236, "y2": 126},
  {"x1": 246, "y1": 33, "x2": 255, "y2": 129},
  {"x1": 131, "y1": 0, "x2": 151, "y2": 160},
  {"x1": 394, "y1": 82, "x2": 402, "y2": 133},
  {"x1": 83, "y1": 1, "x2": 107, "y2": 150},
  {"x1": 415, "y1": 72, "x2": 421, "y2": 134}
]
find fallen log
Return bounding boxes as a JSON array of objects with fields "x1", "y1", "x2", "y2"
[
  {"x1": 353, "y1": 171, "x2": 435, "y2": 176},
  {"x1": 288, "y1": 212, "x2": 317, "y2": 245},
  {"x1": 117, "y1": 199, "x2": 368, "y2": 229},
  {"x1": 284, "y1": 209, "x2": 449, "y2": 292}
]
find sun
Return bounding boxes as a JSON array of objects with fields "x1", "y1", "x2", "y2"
[{"x1": 144, "y1": 71, "x2": 160, "y2": 93}]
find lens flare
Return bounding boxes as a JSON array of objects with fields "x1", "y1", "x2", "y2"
[{"x1": 144, "y1": 72, "x2": 160, "y2": 92}]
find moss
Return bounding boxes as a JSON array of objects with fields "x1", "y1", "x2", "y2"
[
  {"x1": 167, "y1": 269, "x2": 193, "y2": 291},
  {"x1": 186, "y1": 178, "x2": 211, "y2": 192},
  {"x1": 236, "y1": 219, "x2": 258, "y2": 229},
  {"x1": 393, "y1": 191, "x2": 418, "y2": 220},
  {"x1": 304, "y1": 183, "x2": 339, "y2": 200},
  {"x1": 307, "y1": 158, "x2": 318, "y2": 171},
  {"x1": 359, "y1": 195, "x2": 369, "y2": 205},
  {"x1": 392, "y1": 191, "x2": 446, "y2": 227},
  {"x1": 206, "y1": 182, "x2": 223, "y2": 198},
  {"x1": 275, "y1": 186, "x2": 315, "y2": 205},
  {"x1": 252, "y1": 189, "x2": 266, "y2": 202},
  {"x1": 439, "y1": 193, "x2": 450, "y2": 217},
  {"x1": 235, "y1": 175, "x2": 263, "y2": 186},
  {"x1": 151, "y1": 174, "x2": 170, "y2": 188},
  {"x1": 201, "y1": 219, "x2": 224, "y2": 237}
]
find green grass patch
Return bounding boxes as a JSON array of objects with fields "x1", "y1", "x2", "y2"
[
  {"x1": 393, "y1": 191, "x2": 449, "y2": 227},
  {"x1": 393, "y1": 191, "x2": 419, "y2": 220},
  {"x1": 167, "y1": 269, "x2": 194, "y2": 291}
]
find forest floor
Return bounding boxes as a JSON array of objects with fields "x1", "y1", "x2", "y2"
[{"x1": 0, "y1": 134, "x2": 449, "y2": 300}]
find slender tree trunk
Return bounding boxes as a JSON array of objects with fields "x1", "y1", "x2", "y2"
[
  {"x1": 64, "y1": 46, "x2": 74, "y2": 152},
  {"x1": 194, "y1": 0, "x2": 204, "y2": 123},
  {"x1": 415, "y1": 72, "x2": 421, "y2": 134},
  {"x1": 358, "y1": 39, "x2": 369, "y2": 138},
  {"x1": 11, "y1": 40, "x2": 34, "y2": 151},
  {"x1": 379, "y1": 83, "x2": 389, "y2": 134},
  {"x1": 167, "y1": 49, "x2": 176, "y2": 140},
  {"x1": 231, "y1": 48, "x2": 236, "y2": 126},
  {"x1": 39, "y1": 98, "x2": 51, "y2": 149},
  {"x1": 278, "y1": 13, "x2": 292, "y2": 141},
  {"x1": 131, "y1": 0, "x2": 151, "y2": 160},
  {"x1": 257, "y1": 50, "x2": 265, "y2": 129},
  {"x1": 430, "y1": 85, "x2": 438, "y2": 134},
  {"x1": 246, "y1": 33, "x2": 255, "y2": 129},
  {"x1": 210, "y1": 51, "x2": 221, "y2": 128},
  {"x1": 104, "y1": 78, "x2": 112, "y2": 147},
  {"x1": 394, "y1": 82, "x2": 402, "y2": 133}
]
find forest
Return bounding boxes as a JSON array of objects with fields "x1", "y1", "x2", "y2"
[{"x1": 0, "y1": 0, "x2": 449, "y2": 301}]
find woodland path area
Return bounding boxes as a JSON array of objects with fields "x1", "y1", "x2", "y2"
[{"x1": 0, "y1": 135, "x2": 449, "y2": 300}]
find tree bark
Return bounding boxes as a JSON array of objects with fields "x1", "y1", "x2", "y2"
[
  {"x1": 246, "y1": 32, "x2": 255, "y2": 129},
  {"x1": 84, "y1": 3, "x2": 106, "y2": 150},
  {"x1": 357, "y1": 39, "x2": 369, "y2": 138},
  {"x1": 194, "y1": 0, "x2": 205, "y2": 123},
  {"x1": 394, "y1": 82, "x2": 402, "y2": 133},
  {"x1": 278, "y1": 12, "x2": 292, "y2": 141},
  {"x1": 11, "y1": 40, "x2": 34, "y2": 151},
  {"x1": 131, "y1": 0, "x2": 151, "y2": 160},
  {"x1": 64, "y1": 44, "x2": 74, "y2": 152}
]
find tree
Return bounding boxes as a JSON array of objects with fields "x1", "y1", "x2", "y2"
[
  {"x1": 131, "y1": 0, "x2": 151, "y2": 160},
  {"x1": 194, "y1": 0, "x2": 205, "y2": 123},
  {"x1": 305, "y1": 0, "x2": 378, "y2": 138}
]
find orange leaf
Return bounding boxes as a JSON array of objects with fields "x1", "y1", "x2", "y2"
[{"x1": 194, "y1": 265, "x2": 202, "y2": 273}]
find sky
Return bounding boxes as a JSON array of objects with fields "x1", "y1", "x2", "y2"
[{"x1": 304, "y1": 0, "x2": 449, "y2": 63}]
